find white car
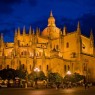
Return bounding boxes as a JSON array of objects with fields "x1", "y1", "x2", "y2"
[{"x1": 0, "y1": 84, "x2": 7, "y2": 88}]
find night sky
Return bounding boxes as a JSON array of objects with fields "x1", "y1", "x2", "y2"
[{"x1": 0, "y1": 0, "x2": 95, "y2": 42}]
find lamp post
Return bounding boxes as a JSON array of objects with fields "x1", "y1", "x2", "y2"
[
  {"x1": 66, "y1": 71, "x2": 72, "y2": 87},
  {"x1": 67, "y1": 71, "x2": 71, "y2": 75},
  {"x1": 34, "y1": 68, "x2": 40, "y2": 88}
]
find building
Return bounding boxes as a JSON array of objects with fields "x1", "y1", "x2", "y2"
[{"x1": 0, "y1": 11, "x2": 95, "y2": 81}]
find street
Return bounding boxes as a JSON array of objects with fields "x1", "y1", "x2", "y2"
[{"x1": 0, "y1": 87, "x2": 95, "y2": 95}]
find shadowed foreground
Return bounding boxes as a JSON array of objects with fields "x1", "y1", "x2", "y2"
[{"x1": 0, "y1": 87, "x2": 95, "y2": 95}]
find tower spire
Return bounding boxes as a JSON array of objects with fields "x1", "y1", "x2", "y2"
[
  {"x1": 23, "y1": 26, "x2": 26, "y2": 35},
  {"x1": 36, "y1": 27, "x2": 39, "y2": 35},
  {"x1": 15, "y1": 29, "x2": 17, "y2": 36},
  {"x1": 29, "y1": 26, "x2": 32, "y2": 35},
  {"x1": 63, "y1": 26, "x2": 67, "y2": 36},
  {"x1": 50, "y1": 10, "x2": 53, "y2": 17},
  {"x1": 90, "y1": 29, "x2": 94, "y2": 39},
  {"x1": 18, "y1": 27, "x2": 20, "y2": 35},
  {"x1": 77, "y1": 21, "x2": 81, "y2": 35},
  {"x1": 1, "y1": 33, "x2": 4, "y2": 43},
  {"x1": 90, "y1": 29, "x2": 94, "y2": 44},
  {"x1": 48, "y1": 11, "x2": 56, "y2": 26}
]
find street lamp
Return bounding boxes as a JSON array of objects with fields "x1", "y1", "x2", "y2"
[
  {"x1": 34, "y1": 68, "x2": 40, "y2": 88},
  {"x1": 67, "y1": 71, "x2": 71, "y2": 75},
  {"x1": 34, "y1": 68, "x2": 40, "y2": 72}
]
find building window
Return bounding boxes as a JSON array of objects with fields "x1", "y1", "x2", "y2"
[
  {"x1": 21, "y1": 52, "x2": 23, "y2": 55},
  {"x1": 71, "y1": 52, "x2": 76, "y2": 58},
  {"x1": 56, "y1": 45, "x2": 59, "y2": 50},
  {"x1": 30, "y1": 65, "x2": 31, "y2": 70},
  {"x1": 64, "y1": 65, "x2": 66, "y2": 72},
  {"x1": 47, "y1": 65, "x2": 48, "y2": 71},
  {"x1": 68, "y1": 65, "x2": 70, "y2": 70},
  {"x1": 66, "y1": 42, "x2": 69, "y2": 48},
  {"x1": 22, "y1": 64, "x2": 25, "y2": 69}
]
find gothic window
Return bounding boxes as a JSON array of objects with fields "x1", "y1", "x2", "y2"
[
  {"x1": 56, "y1": 45, "x2": 59, "y2": 50},
  {"x1": 30, "y1": 65, "x2": 31, "y2": 70},
  {"x1": 21, "y1": 52, "x2": 23, "y2": 55},
  {"x1": 47, "y1": 65, "x2": 49, "y2": 71},
  {"x1": 71, "y1": 52, "x2": 76, "y2": 58},
  {"x1": 68, "y1": 65, "x2": 70, "y2": 70},
  {"x1": 18, "y1": 40, "x2": 20, "y2": 46},
  {"x1": 22, "y1": 64, "x2": 25, "y2": 69},
  {"x1": 66, "y1": 42, "x2": 69, "y2": 48}
]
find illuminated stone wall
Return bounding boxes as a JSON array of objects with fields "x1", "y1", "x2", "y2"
[{"x1": 0, "y1": 11, "x2": 95, "y2": 81}]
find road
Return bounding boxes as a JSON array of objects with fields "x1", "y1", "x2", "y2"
[{"x1": 0, "y1": 87, "x2": 95, "y2": 95}]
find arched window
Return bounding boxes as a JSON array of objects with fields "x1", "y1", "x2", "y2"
[
  {"x1": 47, "y1": 65, "x2": 49, "y2": 71},
  {"x1": 30, "y1": 65, "x2": 31, "y2": 70},
  {"x1": 66, "y1": 42, "x2": 69, "y2": 48},
  {"x1": 22, "y1": 64, "x2": 25, "y2": 69},
  {"x1": 68, "y1": 65, "x2": 70, "y2": 70},
  {"x1": 56, "y1": 45, "x2": 59, "y2": 50}
]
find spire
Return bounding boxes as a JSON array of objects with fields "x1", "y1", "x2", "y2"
[
  {"x1": 90, "y1": 29, "x2": 94, "y2": 41},
  {"x1": 59, "y1": 28, "x2": 62, "y2": 36},
  {"x1": 77, "y1": 21, "x2": 81, "y2": 35},
  {"x1": 18, "y1": 27, "x2": 20, "y2": 35},
  {"x1": 50, "y1": 10, "x2": 53, "y2": 17},
  {"x1": 36, "y1": 27, "x2": 39, "y2": 35},
  {"x1": 29, "y1": 26, "x2": 32, "y2": 35},
  {"x1": 15, "y1": 29, "x2": 17, "y2": 36},
  {"x1": 1, "y1": 33, "x2": 4, "y2": 42},
  {"x1": 23, "y1": 26, "x2": 26, "y2": 35},
  {"x1": 48, "y1": 11, "x2": 56, "y2": 27},
  {"x1": 63, "y1": 26, "x2": 67, "y2": 36}
]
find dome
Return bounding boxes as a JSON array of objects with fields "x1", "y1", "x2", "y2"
[
  {"x1": 42, "y1": 11, "x2": 60, "y2": 39},
  {"x1": 42, "y1": 26, "x2": 60, "y2": 39}
]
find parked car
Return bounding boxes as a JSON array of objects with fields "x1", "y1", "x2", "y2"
[{"x1": 0, "y1": 83, "x2": 7, "y2": 88}]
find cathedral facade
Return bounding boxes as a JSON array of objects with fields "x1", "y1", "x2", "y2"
[{"x1": 0, "y1": 11, "x2": 95, "y2": 81}]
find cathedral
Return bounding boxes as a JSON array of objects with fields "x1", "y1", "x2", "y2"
[{"x1": 0, "y1": 11, "x2": 95, "y2": 81}]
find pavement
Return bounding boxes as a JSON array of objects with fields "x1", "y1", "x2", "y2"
[{"x1": 0, "y1": 86, "x2": 95, "y2": 95}]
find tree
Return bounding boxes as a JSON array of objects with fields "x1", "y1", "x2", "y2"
[
  {"x1": 15, "y1": 69, "x2": 27, "y2": 79},
  {"x1": 28, "y1": 71, "x2": 46, "y2": 81},
  {"x1": 47, "y1": 72, "x2": 63, "y2": 86},
  {"x1": 63, "y1": 73, "x2": 84, "y2": 83},
  {"x1": 0, "y1": 68, "x2": 16, "y2": 80}
]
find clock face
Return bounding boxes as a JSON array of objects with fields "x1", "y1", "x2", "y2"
[{"x1": 82, "y1": 43, "x2": 85, "y2": 49}]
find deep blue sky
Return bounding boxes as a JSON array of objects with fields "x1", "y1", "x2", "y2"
[{"x1": 0, "y1": 0, "x2": 95, "y2": 42}]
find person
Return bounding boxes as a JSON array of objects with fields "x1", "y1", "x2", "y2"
[{"x1": 85, "y1": 83, "x2": 87, "y2": 89}]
